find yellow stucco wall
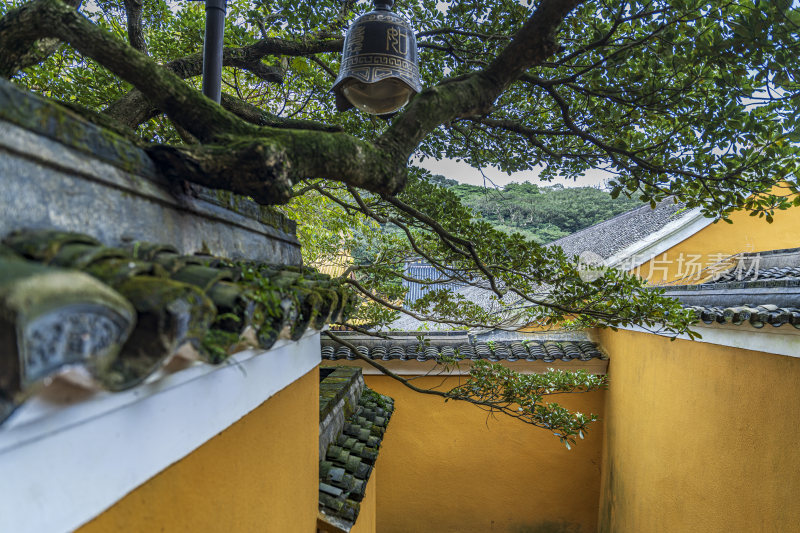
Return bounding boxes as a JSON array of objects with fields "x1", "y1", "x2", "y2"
[
  {"x1": 637, "y1": 205, "x2": 800, "y2": 284},
  {"x1": 362, "y1": 374, "x2": 605, "y2": 533},
  {"x1": 596, "y1": 202, "x2": 800, "y2": 531},
  {"x1": 596, "y1": 329, "x2": 800, "y2": 533},
  {"x1": 78, "y1": 367, "x2": 320, "y2": 533}
]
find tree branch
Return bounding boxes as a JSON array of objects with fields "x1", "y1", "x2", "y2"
[
  {"x1": 0, "y1": 0, "x2": 81, "y2": 78},
  {"x1": 122, "y1": 0, "x2": 148, "y2": 55},
  {"x1": 104, "y1": 44, "x2": 289, "y2": 127},
  {"x1": 219, "y1": 94, "x2": 342, "y2": 132},
  {"x1": 380, "y1": 193, "x2": 504, "y2": 296},
  {"x1": 103, "y1": 33, "x2": 341, "y2": 127},
  {"x1": 379, "y1": 0, "x2": 584, "y2": 161}
]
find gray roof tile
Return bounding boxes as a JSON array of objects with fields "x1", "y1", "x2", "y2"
[
  {"x1": 321, "y1": 338, "x2": 606, "y2": 363},
  {"x1": 687, "y1": 305, "x2": 800, "y2": 329},
  {"x1": 550, "y1": 199, "x2": 689, "y2": 260},
  {"x1": 402, "y1": 263, "x2": 464, "y2": 305},
  {"x1": 716, "y1": 266, "x2": 800, "y2": 283}
]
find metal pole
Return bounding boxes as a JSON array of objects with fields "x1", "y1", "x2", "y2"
[{"x1": 202, "y1": 0, "x2": 227, "y2": 103}]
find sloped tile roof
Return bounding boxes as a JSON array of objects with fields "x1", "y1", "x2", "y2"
[
  {"x1": 550, "y1": 199, "x2": 689, "y2": 260},
  {"x1": 318, "y1": 373, "x2": 393, "y2": 530},
  {"x1": 714, "y1": 266, "x2": 800, "y2": 283},
  {"x1": 703, "y1": 248, "x2": 800, "y2": 284},
  {"x1": 402, "y1": 262, "x2": 464, "y2": 304}
]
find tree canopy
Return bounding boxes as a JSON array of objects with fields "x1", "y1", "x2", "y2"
[{"x1": 2, "y1": 0, "x2": 799, "y2": 442}]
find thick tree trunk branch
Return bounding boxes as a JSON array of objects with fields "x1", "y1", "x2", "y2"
[
  {"x1": 165, "y1": 45, "x2": 291, "y2": 82},
  {"x1": 122, "y1": 0, "x2": 148, "y2": 55},
  {"x1": 107, "y1": 89, "x2": 344, "y2": 133},
  {"x1": 0, "y1": 0, "x2": 405, "y2": 199},
  {"x1": 483, "y1": 0, "x2": 580, "y2": 85},
  {"x1": 146, "y1": 127, "x2": 402, "y2": 203},
  {"x1": 146, "y1": 142, "x2": 294, "y2": 202},
  {"x1": 103, "y1": 90, "x2": 154, "y2": 128},
  {"x1": 103, "y1": 36, "x2": 338, "y2": 127},
  {"x1": 0, "y1": 0, "x2": 247, "y2": 139}
]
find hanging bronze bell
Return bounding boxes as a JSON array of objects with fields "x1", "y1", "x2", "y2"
[{"x1": 332, "y1": 0, "x2": 422, "y2": 115}]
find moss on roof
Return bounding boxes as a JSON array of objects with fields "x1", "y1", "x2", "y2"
[
  {"x1": 318, "y1": 369, "x2": 394, "y2": 530},
  {"x1": 0, "y1": 228, "x2": 357, "y2": 425}
]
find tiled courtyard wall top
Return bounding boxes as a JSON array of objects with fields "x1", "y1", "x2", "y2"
[{"x1": 0, "y1": 78, "x2": 300, "y2": 264}]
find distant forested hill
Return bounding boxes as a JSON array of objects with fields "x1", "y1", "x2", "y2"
[{"x1": 427, "y1": 175, "x2": 644, "y2": 243}]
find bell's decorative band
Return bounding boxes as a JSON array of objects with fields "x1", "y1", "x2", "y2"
[{"x1": 339, "y1": 54, "x2": 419, "y2": 84}]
